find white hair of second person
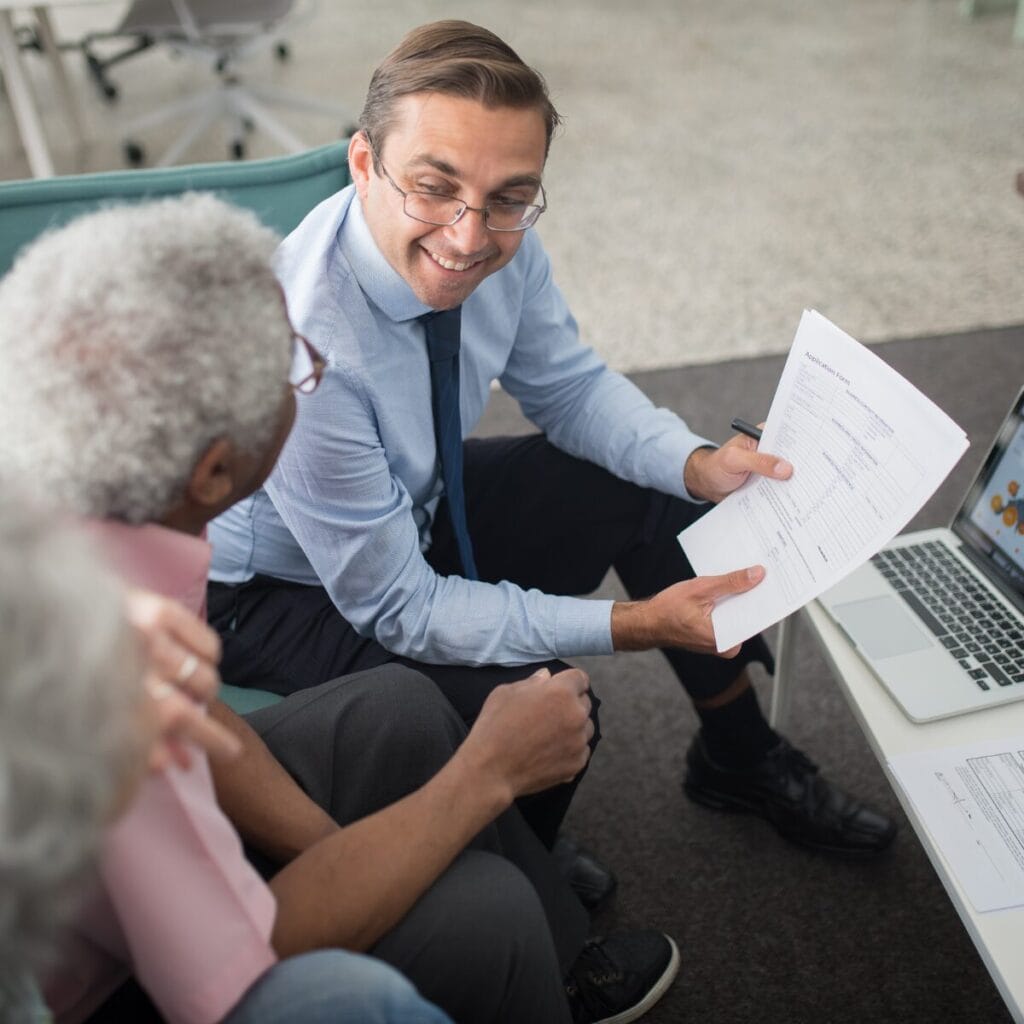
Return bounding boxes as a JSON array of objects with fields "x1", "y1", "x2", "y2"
[
  {"x1": 0, "y1": 193, "x2": 287, "y2": 523},
  {"x1": 0, "y1": 495, "x2": 146, "y2": 1009}
]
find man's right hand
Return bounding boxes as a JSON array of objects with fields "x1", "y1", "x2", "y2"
[
  {"x1": 459, "y1": 667, "x2": 593, "y2": 804},
  {"x1": 611, "y1": 565, "x2": 766, "y2": 657}
]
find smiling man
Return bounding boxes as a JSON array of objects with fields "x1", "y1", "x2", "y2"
[
  {"x1": 359, "y1": 95, "x2": 543, "y2": 308},
  {"x1": 209, "y1": 19, "x2": 895, "y2": 919}
]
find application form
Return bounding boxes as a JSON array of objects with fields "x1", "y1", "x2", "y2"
[
  {"x1": 679, "y1": 309, "x2": 968, "y2": 651},
  {"x1": 889, "y1": 737, "x2": 1024, "y2": 912}
]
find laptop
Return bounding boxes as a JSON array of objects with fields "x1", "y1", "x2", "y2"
[{"x1": 819, "y1": 386, "x2": 1024, "y2": 723}]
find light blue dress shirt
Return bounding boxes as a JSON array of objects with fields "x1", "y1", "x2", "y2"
[{"x1": 209, "y1": 187, "x2": 711, "y2": 666}]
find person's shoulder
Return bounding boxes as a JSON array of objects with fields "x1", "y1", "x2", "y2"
[
  {"x1": 281, "y1": 185, "x2": 356, "y2": 253},
  {"x1": 512, "y1": 226, "x2": 550, "y2": 270},
  {"x1": 496, "y1": 227, "x2": 554, "y2": 306},
  {"x1": 274, "y1": 187, "x2": 356, "y2": 286},
  {"x1": 474, "y1": 229, "x2": 549, "y2": 311},
  {"x1": 274, "y1": 188, "x2": 365, "y2": 345}
]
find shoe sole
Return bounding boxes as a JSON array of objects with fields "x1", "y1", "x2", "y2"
[
  {"x1": 683, "y1": 780, "x2": 897, "y2": 858},
  {"x1": 591, "y1": 935, "x2": 681, "y2": 1024}
]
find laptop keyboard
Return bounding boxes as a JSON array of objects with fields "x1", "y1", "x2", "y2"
[{"x1": 871, "y1": 541, "x2": 1024, "y2": 691}]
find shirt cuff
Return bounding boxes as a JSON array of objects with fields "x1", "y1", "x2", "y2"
[
  {"x1": 553, "y1": 597, "x2": 616, "y2": 657},
  {"x1": 679, "y1": 442, "x2": 719, "y2": 504},
  {"x1": 645, "y1": 431, "x2": 717, "y2": 504}
]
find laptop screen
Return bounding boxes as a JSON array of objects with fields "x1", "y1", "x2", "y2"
[{"x1": 954, "y1": 386, "x2": 1024, "y2": 603}]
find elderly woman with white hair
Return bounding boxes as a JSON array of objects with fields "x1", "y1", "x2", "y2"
[
  {"x1": 0, "y1": 499, "x2": 150, "y2": 1022},
  {"x1": 0, "y1": 499, "x2": 240, "y2": 1015},
  {"x1": 0, "y1": 494, "x2": 451, "y2": 1024},
  {"x1": 0, "y1": 194, "x2": 605, "y2": 1024}
]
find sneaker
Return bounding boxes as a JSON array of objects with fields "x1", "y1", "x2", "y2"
[
  {"x1": 684, "y1": 732, "x2": 897, "y2": 856},
  {"x1": 566, "y1": 931, "x2": 680, "y2": 1024}
]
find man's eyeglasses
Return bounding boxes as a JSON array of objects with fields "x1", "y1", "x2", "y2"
[
  {"x1": 289, "y1": 331, "x2": 325, "y2": 394},
  {"x1": 373, "y1": 156, "x2": 546, "y2": 233}
]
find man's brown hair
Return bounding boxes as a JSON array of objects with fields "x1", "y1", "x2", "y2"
[{"x1": 358, "y1": 20, "x2": 561, "y2": 165}]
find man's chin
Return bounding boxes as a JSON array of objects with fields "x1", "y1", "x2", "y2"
[
  {"x1": 411, "y1": 253, "x2": 496, "y2": 309},
  {"x1": 412, "y1": 277, "x2": 478, "y2": 311}
]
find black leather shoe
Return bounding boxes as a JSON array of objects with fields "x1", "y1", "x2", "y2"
[
  {"x1": 554, "y1": 836, "x2": 618, "y2": 911},
  {"x1": 683, "y1": 733, "x2": 898, "y2": 856}
]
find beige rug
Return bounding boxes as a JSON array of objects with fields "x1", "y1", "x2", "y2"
[{"x1": 2, "y1": 0, "x2": 1023, "y2": 370}]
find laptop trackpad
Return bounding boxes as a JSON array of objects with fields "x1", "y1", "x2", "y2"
[{"x1": 834, "y1": 596, "x2": 933, "y2": 660}]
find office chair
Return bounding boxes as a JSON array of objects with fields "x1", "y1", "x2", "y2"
[
  {"x1": 91, "y1": 0, "x2": 350, "y2": 167},
  {"x1": 0, "y1": 138, "x2": 350, "y2": 274}
]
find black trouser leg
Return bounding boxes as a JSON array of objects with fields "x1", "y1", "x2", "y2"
[{"x1": 371, "y1": 850, "x2": 573, "y2": 1024}]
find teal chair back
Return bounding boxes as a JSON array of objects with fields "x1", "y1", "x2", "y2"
[
  {"x1": 0, "y1": 141, "x2": 350, "y2": 275},
  {"x1": 0, "y1": 146, "x2": 351, "y2": 712},
  {"x1": 219, "y1": 682, "x2": 283, "y2": 714}
]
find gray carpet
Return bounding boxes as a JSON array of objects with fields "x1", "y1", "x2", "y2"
[{"x1": 473, "y1": 327, "x2": 1024, "y2": 1024}]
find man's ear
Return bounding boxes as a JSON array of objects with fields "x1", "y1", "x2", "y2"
[
  {"x1": 186, "y1": 438, "x2": 236, "y2": 511},
  {"x1": 349, "y1": 131, "x2": 373, "y2": 200}
]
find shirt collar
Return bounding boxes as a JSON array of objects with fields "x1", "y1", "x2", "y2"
[
  {"x1": 81, "y1": 520, "x2": 212, "y2": 617},
  {"x1": 339, "y1": 192, "x2": 432, "y2": 324}
]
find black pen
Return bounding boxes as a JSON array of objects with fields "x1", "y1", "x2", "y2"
[{"x1": 730, "y1": 417, "x2": 763, "y2": 443}]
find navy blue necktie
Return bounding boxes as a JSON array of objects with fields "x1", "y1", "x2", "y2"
[{"x1": 420, "y1": 306, "x2": 478, "y2": 580}]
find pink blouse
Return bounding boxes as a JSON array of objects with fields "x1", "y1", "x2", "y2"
[{"x1": 45, "y1": 522, "x2": 277, "y2": 1024}]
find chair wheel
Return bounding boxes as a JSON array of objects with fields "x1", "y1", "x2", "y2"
[
  {"x1": 230, "y1": 140, "x2": 246, "y2": 160},
  {"x1": 103, "y1": 82, "x2": 119, "y2": 101},
  {"x1": 275, "y1": 42, "x2": 289, "y2": 61},
  {"x1": 123, "y1": 140, "x2": 145, "y2": 166}
]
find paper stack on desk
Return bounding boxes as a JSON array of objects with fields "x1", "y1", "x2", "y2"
[
  {"x1": 679, "y1": 309, "x2": 969, "y2": 652},
  {"x1": 889, "y1": 736, "x2": 1024, "y2": 913}
]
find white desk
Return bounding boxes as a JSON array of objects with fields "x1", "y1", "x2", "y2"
[
  {"x1": 799, "y1": 599, "x2": 1024, "y2": 1023},
  {"x1": 0, "y1": 1, "x2": 113, "y2": 178}
]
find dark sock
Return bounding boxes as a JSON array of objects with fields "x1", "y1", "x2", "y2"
[{"x1": 695, "y1": 685, "x2": 778, "y2": 769}]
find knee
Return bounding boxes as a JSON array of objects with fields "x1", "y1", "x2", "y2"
[
  {"x1": 373, "y1": 852, "x2": 567, "y2": 1023},
  {"x1": 372, "y1": 665, "x2": 461, "y2": 723},
  {"x1": 238, "y1": 950, "x2": 451, "y2": 1024},
  {"x1": 364, "y1": 665, "x2": 467, "y2": 753},
  {"x1": 319, "y1": 664, "x2": 464, "y2": 747},
  {"x1": 334, "y1": 665, "x2": 466, "y2": 787},
  {"x1": 430, "y1": 853, "x2": 558, "y2": 989}
]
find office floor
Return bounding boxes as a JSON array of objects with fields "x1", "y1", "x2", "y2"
[{"x1": 1, "y1": 0, "x2": 1022, "y2": 373}]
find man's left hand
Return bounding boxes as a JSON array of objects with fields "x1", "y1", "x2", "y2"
[{"x1": 684, "y1": 430, "x2": 793, "y2": 503}]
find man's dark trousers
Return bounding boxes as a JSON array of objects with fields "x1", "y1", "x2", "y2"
[{"x1": 208, "y1": 434, "x2": 774, "y2": 847}]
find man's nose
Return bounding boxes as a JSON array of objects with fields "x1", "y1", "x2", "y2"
[{"x1": 445, "y1": 205, "x2": 491, "y2": 253}]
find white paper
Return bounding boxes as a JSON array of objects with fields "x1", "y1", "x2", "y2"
[
  {"x1": 889, "y1": 737, "x2": 1024, "y2": 912},
  {"x1": 680, "y1": 309, "x2": 968, "y2": 651}
]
